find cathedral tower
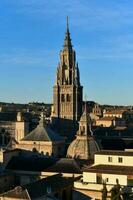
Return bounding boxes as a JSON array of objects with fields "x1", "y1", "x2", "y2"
[{"x1": 52, "y1": 18, "x2": 83, "y2": 141}]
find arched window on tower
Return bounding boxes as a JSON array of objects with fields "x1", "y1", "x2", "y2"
[
  {"x1": 66, "y1": 94, "x2": 71, "y2": 102},
  {"x1": 80, "y1": 126, "x2": 85, "y2": 135},
  {"x1": 61, "y1": 94, "x2": 65, "y2": 102}
]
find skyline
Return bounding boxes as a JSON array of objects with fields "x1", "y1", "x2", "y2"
[{"x1": 0, "y1": 1, "x2": 133, "y2": 105}]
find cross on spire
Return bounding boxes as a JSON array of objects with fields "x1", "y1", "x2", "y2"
[
  {"x1": 66, "y1": 16, "x2": 69, "y2": 32},
  {"x1": 63, "y1": 16, "x2": 72, "y2": 50}
]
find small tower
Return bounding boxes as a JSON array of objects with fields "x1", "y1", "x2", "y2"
[
  {"x1": 39, "y1": 112, "x2": 45, "y2": 127},
  {"x1": 17, "y1": 112, "x2": 23, "y2": 122},
  {"x1": 78, "y1": 102, "x2": 92, "y2": 136},
  {"x1": 15, "y1": 112, "x2": 29, "y2": 142},
  {"x1": 67, "y1": 103, "x2": 100, "y2": 160}
]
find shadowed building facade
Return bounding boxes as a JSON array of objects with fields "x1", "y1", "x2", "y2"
[{"x1": 52, "y1": 18, "x2": 83, "y2": 141}]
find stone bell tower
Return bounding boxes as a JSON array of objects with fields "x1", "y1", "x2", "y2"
[{"x1": 52, "y1": 17, "x2": 83, "y2": 141}]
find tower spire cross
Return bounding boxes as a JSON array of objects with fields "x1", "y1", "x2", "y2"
[{"x1": 67, "y1": 16, "x2": 69, "y2": 31}]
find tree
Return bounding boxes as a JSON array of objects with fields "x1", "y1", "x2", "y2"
[
  {"x1": 110, "y1": 179, "x2": 122, "y2": 200},
  {"x1": 102, "y1": 182, "x2": 107, "y2": 200}
]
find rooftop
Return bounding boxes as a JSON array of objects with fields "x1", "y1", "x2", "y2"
[
  {"x1": 83, "y1": 164, "x2": 133, "y2": 175},
  {"x1": 21, "y1": 119, "x2": 64, "y2": 142},
  {"x1": 46, "y1": 158, "x2": 81, "y2": 174},
  {"x1": 24, "y1": 174, "x2": 74, "y2": 199},
  {"x1": 104, "y1": 110, "x2": 125, "y2": 115},
  {"x1": 95, "y1": 150, "x2": 133, "y2": 156},
  {"x1": 97, "y1": 117, "x2": 116, "y2": 121},
  {"x1": 1, "y1": 174, "x2": 75, "y2": 199}
]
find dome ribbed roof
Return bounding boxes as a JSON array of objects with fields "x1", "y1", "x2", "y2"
[{"x1": 67, "y1": 135, "x2": 99, "y2": 160}]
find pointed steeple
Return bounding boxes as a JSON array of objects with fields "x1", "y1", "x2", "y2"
[
  {"x1": 79, "y1": 100, "x2": 92, "y2": 136},
  {"x1": 66, "y1": 16, "x2": 69, "y2": 32},
  {"x1": 39, "y1": 112, "x2": 45, "y2": 127},
  {"x1": 63, "y1": 16, "x2": 72, "y2": 50}
]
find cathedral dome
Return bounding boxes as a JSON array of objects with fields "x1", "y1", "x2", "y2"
[
  {"x1": 67, "y1": 104, "x2": 100, "y2": 160},
  {"x1": 67, "y1": 135, "x2": 99, "y2": 160}
]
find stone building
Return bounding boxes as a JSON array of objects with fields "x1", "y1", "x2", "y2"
[
  {"x1": 67, "y1": 103, "x2": 100, "y2": 161},
  {"x1": 52, "y1": 18, "x2": 83, "y2": 141},
  {"x1": 103, "y1": 110, "x2": 125, "y2": 118},
  {"x1": 95, "y1": 116, "x2": 126, "y2": 127},
  {"x1": 17, "y1": 114, "x2": 65, "y2": 157},
  {"x1": 91, "y1": 103, "x2": 102, "y2": 117}
]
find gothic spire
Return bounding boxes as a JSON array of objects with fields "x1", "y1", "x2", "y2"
[
  {"x1": 63, "y1": 16, "x2": 72, "y2": 50},
  {"x1": 66, "y1": 16, "x2": 69, "y2": 32}
]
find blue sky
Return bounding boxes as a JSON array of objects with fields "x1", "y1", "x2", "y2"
[{"x1": 0, "y1": 0, "x2": 133, "y2": 105}]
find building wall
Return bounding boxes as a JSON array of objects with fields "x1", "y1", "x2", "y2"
[
  {"x1": 83, "y1": 172, "x2": 127, "y2": 186},
  {"x1": 96, "y1": 119, "x2": 112, "y2": 127},
  {"x1": 102, "y1": 174, "x2": 127, "y2": 186},
  {"x1": 96, "y1": 118, "x2": 126, "y2": 127},
  {"x1": 83, "y1": 172, "x2": 96, "y2": 183},
  {"x1": 17, "y1": 141, "x2": 52, "y2": 155},
  {"x1": 103, "y1": 113, "x2": 123, "y2": 118},
  {"x1": 0, "y1": 149, "x2": 3, "y2": 163},
  {"x1": 94, "y1": 154, "x2": 133, "y2": 166},
  {"x1": 17, "y1": 141, "x2": 64, "y2": 157},
  {"x1": 0, "y1": 121, "x2": 15, "y2": 137}
]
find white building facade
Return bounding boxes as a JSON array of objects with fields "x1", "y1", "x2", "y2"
[{"x1": 74, "y1": 150, "x2": 133, "y2": 200}]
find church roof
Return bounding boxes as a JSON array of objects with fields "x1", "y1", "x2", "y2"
[
  {"x1": 46, "y1": 158, "x2": 81, "y2": 174},
  {"x1": 83, "y1": 164, "x2": 133, "y2": 175},
  {"x1": 21, "y1": 118, "x2": 64, "y2": 142},
  {"x1": 67, "y1": 136, "x2": 100, "y2": 160}
]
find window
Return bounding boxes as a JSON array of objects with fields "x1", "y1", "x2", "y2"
[
  {"x1": 106, "y1": 178, "x2": 109, "y2": 183},
  {"x1": 46, "y1": 152, "x2": 49, "y2": 156},
  {"x1": 80, "y1": 126, "x2": 85, "y2": 135},
  {"x1": 66, "y1": 94, "x2": 71, "y2": 102},
  {"x1": 118, "y1": 157, "x2": 123, "y2": 163},
  {"x1": 108, "y1": 156, "x2": 113, "y2": 162},
  {"x1": 61, "y1": 94, "x2": 65, "y2": 102}
]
